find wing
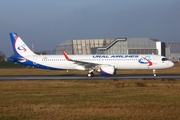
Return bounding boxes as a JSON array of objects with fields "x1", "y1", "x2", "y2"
[{"x1": 62, "y1": 50, "x2": 101, "y2": 69}]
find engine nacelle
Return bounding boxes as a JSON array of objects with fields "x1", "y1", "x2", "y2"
[{"x1": 99, "y1": 65, "x2": 116, "y2": 75}]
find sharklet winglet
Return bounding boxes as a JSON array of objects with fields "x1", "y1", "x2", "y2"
[{"x1": 62, "y1": 50, "x2": 70, "y2": 60}]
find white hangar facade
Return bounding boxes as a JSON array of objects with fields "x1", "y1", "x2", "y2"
[
  {"x1": 166, "y1": 43, "x2": 180, "y2": 62},
  {"x1": 55, "y1": 38, "x2": 166, "y2": 56}
]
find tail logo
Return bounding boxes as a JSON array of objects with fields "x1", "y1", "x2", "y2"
[
  {"x1": 139, "y1": 56, "x2": 152, "y2": 66},
  {"x1": 17, "y1": 44, "x2": 27, "y2": 52}
]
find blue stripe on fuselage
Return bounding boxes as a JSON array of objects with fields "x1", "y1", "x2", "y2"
[{"x1": 15, "y1": 59, "x2": 64, "y2": 70}]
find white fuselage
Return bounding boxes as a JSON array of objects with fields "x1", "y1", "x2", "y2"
[{"x1": 21, "y1": 54, "x2": 174, "y2": 70}]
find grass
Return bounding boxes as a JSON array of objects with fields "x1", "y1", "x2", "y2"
[
  {"x1": 0, "y1": 63, "x2": 180, "y2": 119},
  {"x1": 0, "y1": 61, "x2": 24, "y2": 68},
  {"x1": 0, "y1": 80, "x2": 180, "y2": 120}
]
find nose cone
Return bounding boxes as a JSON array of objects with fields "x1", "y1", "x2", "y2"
[{"x1": 169, "y1": 61, "x2": 174, "y2": 68}]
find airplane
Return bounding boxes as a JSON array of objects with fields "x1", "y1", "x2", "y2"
[{"x1": 7, "y1": 33, "x2": 174, "y2": 77}]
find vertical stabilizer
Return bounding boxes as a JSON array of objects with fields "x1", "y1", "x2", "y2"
[{"x1": 9, "y1": 33, "x2": 36, "y2": 57}]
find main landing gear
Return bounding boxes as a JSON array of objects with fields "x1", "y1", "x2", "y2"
[
  {"x1": 87, "y1": 69, "x2": 94, "y2": 77},
  {"x1": 153, "y1": 69, "x2": 156, "y2": 76},
  {"x1": 87, "y1": 72, "x2": 94, "y2": 77}
]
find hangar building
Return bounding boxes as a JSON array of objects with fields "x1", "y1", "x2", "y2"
[
  {"x1": 166, "y1": 43, "x2": 180, "y2": 62},
  {"x1": 55, "y1": 38, "x2": 165, "y2": 56}
]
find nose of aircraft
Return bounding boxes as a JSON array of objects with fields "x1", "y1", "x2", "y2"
[{"x1": 169, "y1": 61, "x2": 174, "y2": 68}]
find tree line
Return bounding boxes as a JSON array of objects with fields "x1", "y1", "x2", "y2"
[
  {"x1": 0, "y1": 51, "x2": 5, "y2": 61},
  {"x1": 0, "y1": 51, "x2": 48, "y2": 61}
]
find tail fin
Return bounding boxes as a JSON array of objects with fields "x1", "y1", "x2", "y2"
[{"x1": 9, "y1": 33, "x2": 36, "y2": 57}]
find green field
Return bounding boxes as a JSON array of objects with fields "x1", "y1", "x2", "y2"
[{"x1": 0, "y1": 80, "x2": 180, "y2": 120}]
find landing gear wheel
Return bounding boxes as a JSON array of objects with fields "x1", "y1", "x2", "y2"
[
  {"x1": 91, "y1": 72, "x2": 94, "y2": 77},
  {"x1": 153, "y1": 69, "x2": 156, "y2": 76},
  {"x1": 87, "y1": 72, "x2": 94, "y2": 77}
]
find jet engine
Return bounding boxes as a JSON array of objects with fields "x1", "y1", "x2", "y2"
[{"x1": 98, "y1": 65, "x2": 116, "y2": 75}]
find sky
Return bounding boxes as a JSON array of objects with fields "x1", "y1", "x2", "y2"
[{"x1": 0, "y1": 0, "x2": 180, "y2": 57}]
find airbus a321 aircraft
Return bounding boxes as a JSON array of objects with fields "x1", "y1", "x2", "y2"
[{"x1": 8, "y1": 33, "x2": 174, "y2": 77}]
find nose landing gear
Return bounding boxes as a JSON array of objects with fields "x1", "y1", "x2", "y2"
[{"x1": 153, "y1": 69, "x2": 156, "y2": 76}]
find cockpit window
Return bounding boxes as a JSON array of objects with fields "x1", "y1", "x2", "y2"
[{"x1": 162, "y1": 58, "x2": 169, "y2": 61}]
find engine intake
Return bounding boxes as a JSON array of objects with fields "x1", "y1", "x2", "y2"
[{"x1": 99, "y1": 65, "x2": 116, "y2": 75}]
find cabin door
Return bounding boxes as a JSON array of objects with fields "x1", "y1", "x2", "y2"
[
  {"x1": 33, "y1": 57, "x2": 38, "y2": 65},
  {"x1": 152, "y1": 56, "x2": 157, "y2": 64}
]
